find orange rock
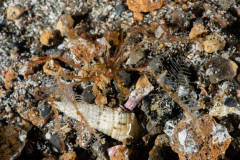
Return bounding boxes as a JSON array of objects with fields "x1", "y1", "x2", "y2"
[
  {"x1": 133, "y1": 12, "x2": 144, "y2": 21},
  {"x1": 170, "y1": 115, "x2": 232, "y2": 160},
  {"x1": 40, "y1": 30, "x2": 57, "y2": 46},
  {"x1": 127, "y1": 0, "x2": 163, "y2": 12},
  {"x1": 4, "y1": 67, "x2": 16, "y2": 90},
  {"x1": 7, "y1": 6, "x2": 24, "y2": 20},
  {"x1": 189, "y1": 23, "x2": 207, "y2": 39},
  {"x1": 59, "y1": 153, "x2": 79, "y2": 160}
]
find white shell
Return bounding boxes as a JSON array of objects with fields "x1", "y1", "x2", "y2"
[{"x1": 55, "y1": 100, "x2": 143, "y2": 142}]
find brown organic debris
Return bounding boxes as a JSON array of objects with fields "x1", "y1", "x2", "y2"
[
  {"x1": 7, "y1": 6, "x2": 24, "y2": 20},
  {"x1": 127, "y1": 0, "x2": 163, "y2": 12},
  {"x1": 170, "y1": 115, "x2": 231, "y2": 160}
]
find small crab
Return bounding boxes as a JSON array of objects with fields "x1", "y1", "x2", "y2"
[{"x1": 28, "y1": 28, "x2": 146, "y2": 106}]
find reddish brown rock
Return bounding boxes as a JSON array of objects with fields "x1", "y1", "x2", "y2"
[
  {"x1": 127, "y1": 0, "x2": 163, "y2": 12},
  {"x1": 170, "y1": 115, "x2": 231, "y2": 160}
]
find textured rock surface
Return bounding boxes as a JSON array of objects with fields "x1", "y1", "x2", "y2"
[{"x1": 170, "y1": 115, "x2": 231, "y2": 160}]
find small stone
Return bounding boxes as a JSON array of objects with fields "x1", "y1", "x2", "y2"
[
  {"x1": 108, "y1": 145, "x2": 138, "y2": 160},
  {"x1": 126, "y1": 50, "x2": 145, "y2": 65},
  {"x1": 0, "y1": 126, "x2": 27, "y2": 160},
  {"x1": 149, "y1": 145, "x2": 178, "y2": 160},
  {"x1": 172, "y1": 9, "x2": 190, "y2": 28},
  {"x1": 56, "y1": 14, "x2": 75, "y2": 36},
  {"x1": 127, "y1": 0, "x2": 163, "y2": 12},
  {"x1": 154, "y1": 134, "x2": 169, "y2": 147},
  {"x1": 189, "y1": 23, "x2": 207, "y2": 39},
  {"x1": 133, "y1": 12, "x2": 144, "y2": 21},
  {"x1": 115, "y1": 4, "x2": 125, "y2": 16},
  {"x1": 81, "y1": 86, "x2": 96, "y2": 104},
  {"x1": 42, "y1": 156, "x2": 57, "y2": 160},
  {"x1": 219, "y1": 0, "x2": 235, "y2": 10},
  {"x1": 205, "y1": 56, "x2": 238, "y2": 83},
  {"x1": 4, "y1": 67, "x2": 16, "y2": 90},
  {"x1": 49, "y1": 133, "x2": 61, "y2": 150},
  {"x1": 40, "y1": 30, "x2": 57, "y2": 46},
  {"x1": 224, "y1": 97, "x2": 237, "y2": 107},
  {"x1": 203, "y1": 33, "x2": 226, "y2": 53},
  {"x1": 59, "y1": 153, "x2": 79, "y2": 160},
  {"x1": 7, "y1": 6, "x2": 24, "y2": 20}
]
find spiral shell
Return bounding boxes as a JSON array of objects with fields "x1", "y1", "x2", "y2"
[{"x1": 54, "y1": 100, "x2": 143, "y2": 142}]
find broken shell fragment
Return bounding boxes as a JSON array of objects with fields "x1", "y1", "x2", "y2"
[
  {"x1": 170, "y1": 115, "x2": 231, "y2": 160},
  {"x1": 125, "y1": 75, "x2": 154, "y2": 110},
  {"x1": 205, "y1": 56, "x2": 238, "y2": 83},
  {"x1": 55, "y1": 100, "x2": 143, "y2": 142}
]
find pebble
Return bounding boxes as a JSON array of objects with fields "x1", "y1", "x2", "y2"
[
  {"x1": 81, "y1": 86, "x2": 96, "y2": 104},
  {"x1": 224, "y1": 97, "x2": 237, "y2": 107},
  {"x1": 59, "y1": 153, "x2": 79, "y2": 160},
  {"x1": 170, "y1": 115, "x2": 231, "y2": 160},
  {"x1": 42, "y1": 156, "x2": 57, "y2": 160},
  {"x1": 203, "y1": 33, "x2": 226, "y2": 53},
  {"x1": 219, "y1": 0, "x2": 235, "y2": 10},
  {"x1": 189, "y1": 23, "x2": 207, "y2": 39},
  {"x1": 56, "y1": 14, "x2": 75, "y2": 36},
  {"x1": 172, "y1": 9, "x2": 190, "y2": 28},
  {"x1": 7, "y1": 6, "x2": 25, "y2": 20},
  {"x1": 133, "y1": 12, "x2": 144, "y2": 21},
  {"x1": 108, "y1": 145, "x2": 138, "y2": 160},
  {"x1": 40, "y1": 30, "x2": 58, "y2": 46},
  {"x1": 127, "y1": 0, "x2": 163, "y2": 12},
  {"x1": 205, "y1": 56, "x2": 238, "y2": 83},
  {"x1": 4, "y1": 67, "x2": 16, "y2": 90},
  {"x1": 0, "y1": 126, "x2": 27, "y2": 160},
  {"x1": 115, "y1": 4, "x2": 125, "y2": 16}
]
